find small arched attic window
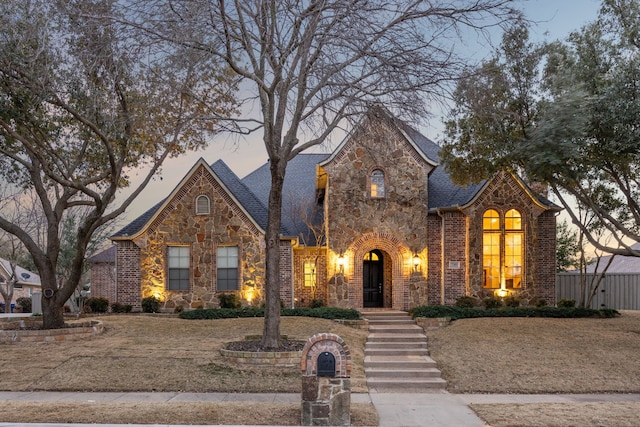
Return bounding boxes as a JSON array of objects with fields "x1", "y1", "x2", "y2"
[
  {"x1": 195, "y1": 195, "x2": 210, "y2": 215},
  {"x1": 370, "y1": 169, "x2": 385, "y2": 198}
]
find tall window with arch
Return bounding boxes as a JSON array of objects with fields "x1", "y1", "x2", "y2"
[
  {"x1": 370, "y1": 169, "x2": 385, "y2": 198},
  {"x1": 482, "y1": 209, "x2": 524, "y2": 289}
]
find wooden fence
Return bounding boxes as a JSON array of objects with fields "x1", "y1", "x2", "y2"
[{"x1": 556, "y1": 273, "x2": 640, "y2": 310}]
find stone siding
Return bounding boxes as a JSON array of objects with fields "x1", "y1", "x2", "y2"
[
  {"x1": 120, "y1": 165, "x2": 266, "y2": 311},
  {"x1": 321, "y1": 112, "x2": 432, "y2": 309}
]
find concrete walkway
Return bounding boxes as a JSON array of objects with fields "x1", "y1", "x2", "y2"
[{"x1": 2, "y1": 391, "x2": 640, "y2": 427}]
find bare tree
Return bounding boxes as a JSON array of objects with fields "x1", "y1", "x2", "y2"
[
  {"x1": 0, "y1": 1, "x2": 238, "y2": 328},
  {"x1": 125, "y1": 0, "x2": 519, "y2": 348},
  {"x1": 285, "y1": 190, "x2": 327, "y2": 303}
]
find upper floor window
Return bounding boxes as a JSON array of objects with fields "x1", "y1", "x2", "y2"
[
  {"x1": 217, "y1": 246, "x2": 239, "y2": 291},
  {"x1": 167, "y1": 246, "x2": 190, "y2": 291},
  {"x1": 370, "y1": 169, "x2": 385, "y2": 198},
  {"x1": 482, "y1": 209, "x2": 523, "y2": 290},
  {"x1": 196, "y1": 195, "x2": 210, "y2": 215}
]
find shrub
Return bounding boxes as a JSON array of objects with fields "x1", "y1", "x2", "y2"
[
  {"x1": 141, "y1": 296, "x2": 161, "y2": 313},
  {"x1": 533, "y1": 298, "x2": 548, "y2": 307},
  {"x1": 85, "y1": 297, "x2": 109, "y2": 313},
  {"x1": 455, "y1": 296, "x2": 477, "y2": 308},
  {"x1": 179, "y1": 306, "x2": 361, "y2": 321},
  {"x1": 174, "y1": 305, "x2": 184, "y2": 313},
  {"x1": 557, "y1": 299, "x2": 576, "y2": 308},
  {"x1": 16, "y1": 297, "x2": 32, "y2": 313},
  {"x1": 409, "y1": 304, "x2": 619, "y2": 320},
  {"x1": 111, "y1": 302, "x2": 133, "y2": 313},
  {"x1": 483, "y1": 296, "x2": 503, "y2": 309},
  {"x1": 218, "y1": 293, "x2": 242, "y2": 309},
  {"x1": 504, "y1": 296, "x2": 521, "y2": 307},
  {"x1": 310, "y1": 298, "x2": 326, "y2": 308}
]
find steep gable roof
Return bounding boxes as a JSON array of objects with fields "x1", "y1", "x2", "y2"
[
  {"x1": 113, "y1": 158, "x2": 268, "y2": 239},
  {"x1": 242, "y1": 153, "x2": 329, "y2": 241}
]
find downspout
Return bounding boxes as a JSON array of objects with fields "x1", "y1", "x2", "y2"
[
  {"x1": 440, "y1": 212, "x2": 445, "y2": 305},
  {"x1": 113, "y1": 243, "x2": 118, "y2": 303}
]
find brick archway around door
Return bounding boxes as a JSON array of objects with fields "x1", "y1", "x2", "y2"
[{"x1": 348, "y1": 231, "x2": 414, "y2": 310}]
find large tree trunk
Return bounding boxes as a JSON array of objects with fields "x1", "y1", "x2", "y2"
[
  {"x1": 261, "y1": 158, "x2": 286, "y2": 349},
  {"x1": 42, "y1": 297, "x2": 65, "y2": 329}
]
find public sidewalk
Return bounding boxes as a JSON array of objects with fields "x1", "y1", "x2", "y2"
[{"x1": 2, "y1": 391, "x2": 640, "y2": 427}]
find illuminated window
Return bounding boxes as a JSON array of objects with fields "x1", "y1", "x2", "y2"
[
  {"x1": 370, "y1": 169, "x2": 385, "y2": 198},
  {"x1": 482, "y1": 209, "x2": 524, "y2": 289},
  {"x1": 168, "y1": 246, "x2": 190, "y2": 291},
  {"x1": 196, "y1": 195, "x2": 210, "y2": 215},
  {"x1": 304, "y1": 260, "x2": 316, "y2": 288},
  {"x1": 217, "y1": 246, "x2": 239, "y2": 291},
  {"x1": 363, "y1": 252, "x2": 380, "y2": 261}
]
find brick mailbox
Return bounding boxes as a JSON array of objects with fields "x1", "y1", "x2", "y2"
[{"x1": 300, "y1": 333, "x2": 351, "y2": 426}]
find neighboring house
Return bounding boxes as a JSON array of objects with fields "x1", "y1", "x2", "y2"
[
  {"x1": 0, "y1": 257, "x2": 41, "y2": 306},
  {"x1": 105, "y1": 107, "x2": 560, "y2": 311},
  {"x1": 87, "y1": 246, "x2": 116, "y2": 302},
  {"x1": 584, "y1": 243, "x2": 640, "y2": 273}
]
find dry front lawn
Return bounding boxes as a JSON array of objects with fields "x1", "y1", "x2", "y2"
[
  {"x1": 0, "y1": 315, "x2": 374, "y2": 425},
  {"x1": 425, "y1": 310, "x2": 640, "y2": 394}
]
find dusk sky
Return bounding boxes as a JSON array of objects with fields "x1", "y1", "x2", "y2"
[{"x1": 118, "y1": 0, "x2": 603, "y2": 228}]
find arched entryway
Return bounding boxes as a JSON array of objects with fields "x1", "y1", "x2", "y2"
[{"x1": 363, "y1": 249, "x2": 384, "y2": 307}]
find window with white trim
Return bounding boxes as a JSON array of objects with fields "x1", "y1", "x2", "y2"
[
  {"x1": 168, "y1": 246, "x2": 190, "y2": 291},
  {"x1": 196, "y1": 195, "x2": 210, "y2": 215},
  {"x1": 217, "y1": 246, "x2": 239, "y2": 291}
]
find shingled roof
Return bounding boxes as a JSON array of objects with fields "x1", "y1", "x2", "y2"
[
  {"x1": 112, "y1": 159, "x2": 269, "y2": 239},
  {"x1": 113, "y1": 109, "x2": 556, "y2": 243}
]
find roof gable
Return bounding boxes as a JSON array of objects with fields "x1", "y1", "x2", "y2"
[{"x1": 113, "y1": 158, "x2": 268, "y2": 239}]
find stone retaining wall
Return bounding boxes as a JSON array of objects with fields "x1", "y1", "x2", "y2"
[
  {"x1": 0, "y1": 320, "x2": 104, "y2": 344},
  {"x1": 219, "y1": 348, "x2": 302, "y2": 367}
]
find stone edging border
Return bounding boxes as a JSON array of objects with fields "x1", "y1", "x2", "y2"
[
  {"x1": 219, "y1": 347, "x2": 302, "y2": 367},
  {"x1": 0, "y1": 319, "x2": 104, "y2": 344}
]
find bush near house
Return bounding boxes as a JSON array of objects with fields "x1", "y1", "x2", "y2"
[
  {"x1": 111, "y1": 302, "x2": 133, "y2": 313},
  {"x1": 409, "y1": 305, "x2": 619, "y2": 320},
  {"x1": 85, "y1": 297, "x2": 109, "y2": 313},
  {"x1": 141, "y1": 296, "x2": 161, "y2": 313},
  {"x1": 218, "y1": 293, "x2": 242, "y2": 309},
  {"x1": 16, "y1": 297, "x2": 32, "y2": 313},
  {"x1": 179, "y1": 306, "x2": 361, "y2": 321}
]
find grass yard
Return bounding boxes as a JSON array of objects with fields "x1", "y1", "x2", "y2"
[{"x1": 2, "y1": 310, "x2": 640, "y2": 425}]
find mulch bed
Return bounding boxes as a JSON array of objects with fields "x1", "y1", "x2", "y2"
[{"x1": 226, "y1": 339, "x2": 305, "y2": 352}]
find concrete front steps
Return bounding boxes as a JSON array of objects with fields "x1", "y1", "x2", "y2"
[{"x1": 362, "y1": 310, "x2": 447, "y2": 392}]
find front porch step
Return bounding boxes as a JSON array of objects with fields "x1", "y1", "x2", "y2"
[
  {"x1": 362, "y1": 311, "x2": 447, "y2": 392},
  {"x1": 368, "y1": 325, "x2": 424, "y2": 334},
  {"x1": 367, "y1": 333, "x2": 427, "y2": 342},
  {"x1": 364, "y1": 347, "x2": 430, "y2": 357},
  {"x1": 365, "y1": 367, "x2": 443, "y2": 378},
  {"x1": 365, "y1": 341, "x2": 428, "y2": 350},
  {"x1": 366, "y1": 377, "x2": 448, "y2": 390}
]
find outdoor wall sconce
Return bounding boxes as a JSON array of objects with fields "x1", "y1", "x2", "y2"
[
  {"x1": 337, "y1": 254, "x2": 345, "y2": 273},
  {"x1": 413, "y1": 254, "x2": 420, "y2": 272}
]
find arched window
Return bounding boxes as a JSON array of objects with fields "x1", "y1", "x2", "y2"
[
  {"x1": 505, "y1": 209, "x2": 523, "y2": 289},
  {"x1": 370, "y1": 169, "x2": 385, "y2": 198},
  {"x1": 196, "y1": 195, "x2": 210, "y2": 215},
  {"x1": 482, "y1": 209, "x2": 524, "y2": 290},
  {"x1": 482, "y1": 210, "x2": 501, "y2": 289}
]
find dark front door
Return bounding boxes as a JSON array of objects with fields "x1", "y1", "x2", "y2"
[{"x1": 363, "y1": 250, "x2": 383, "y2": 307}]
